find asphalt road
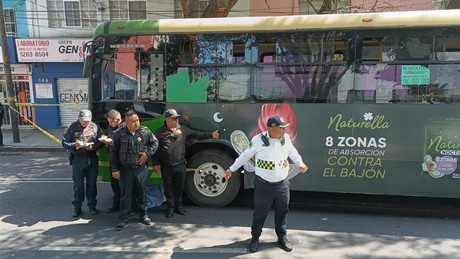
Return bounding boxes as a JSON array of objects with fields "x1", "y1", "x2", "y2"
[{"x1": 1, "y1": 152, "x2": 460, "y2": 259}]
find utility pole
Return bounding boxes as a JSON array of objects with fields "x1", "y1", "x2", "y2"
[{"x1": 0, "y1": 1, "x2": 20, "y2": 143}]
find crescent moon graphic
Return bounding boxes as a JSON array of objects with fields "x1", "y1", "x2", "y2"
[{"x1": 213, "y1": 112, "x2": 223, "y2": 123}]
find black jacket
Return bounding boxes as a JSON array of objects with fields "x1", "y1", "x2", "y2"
[
  {"x1": 153, "y1": 123, "x2": 212, "y2": 166},
  {"x1": 106, "y1": 122, "x2": 125, "y2": 152},
  {"x1": 0, "y1": 104, "x2": 4, "y2": 126}
]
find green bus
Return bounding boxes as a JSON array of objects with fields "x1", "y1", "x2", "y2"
[{"x1": 85, "y1": 9, "x2": 460, "y2": 207}]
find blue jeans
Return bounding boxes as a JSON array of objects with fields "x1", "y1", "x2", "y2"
[{"x1": 72, "y1": 157, "x2": 98, "y2": 210}]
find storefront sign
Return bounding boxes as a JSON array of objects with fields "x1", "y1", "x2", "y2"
[
  {"x1": 0, "y1": 64, "x2": 31, "y2": 74},
  {"x1": 15, "y1": 39, "x2": 91, "y2": 62},
  {"x1": 35, "y1": 83, "x2": 54, "y2": 99}
]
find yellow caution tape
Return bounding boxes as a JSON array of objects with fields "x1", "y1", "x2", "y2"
[
  {"x1": 186, "y1": 168, "x2": 201, "y2": 173},
  {"x1": 6, "y1": 104, "x2": 61, "y2": 144},
  {"x1": 99, "y1": 161, "x2": 110, "y2": 167},
  {"x1": 15, "y1": 103, "x2": 83, "y2": 107},
  {"x1": 3, "y1": 97, "x2": 15, "y2": 102},
  {"x1": 99, "y1": 160, "x2": 199, "y2": 174}
]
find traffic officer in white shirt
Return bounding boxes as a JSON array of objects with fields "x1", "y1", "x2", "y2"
[{"x1": 225, "y1": 115, "x2": 308, "y2": 253}]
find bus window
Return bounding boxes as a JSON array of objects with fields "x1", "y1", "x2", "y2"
[
  {"x1": 380, "y1": 30, "x2": 433, "y2": 61},
  {"x1": 232, "y1": 41, "x2": 245, "y2": 63},
  {"x1": 274, "y1": 33, "x2": 347, "y2": 63},
  {"x1": 258, "y1": 42, "x2": 276, "y2": 62},
  {"x1": 99, "y1": 35, "x2": 173, "y2": 102},
  {"x1": 253, "y1": 32, "x2": 348, "y2": 103},
  {"x1": 362, "y1": 38, "x2": 383, "y2": 62},
  {"x1": 188, "y1": 35, "x2": 253, "y2": 102},
  {"x1": 434, "y1": 33, "x2": 460, "y2": 61},
  {"x1": 357, "y1": 29, "x2": 460, "y2": 104},
  {"x1": 196, "y1": 37, "x2": 233, "y2": 64},
  {"x1": 181, "y1": 35, "x2": 197, "y2": 65}
]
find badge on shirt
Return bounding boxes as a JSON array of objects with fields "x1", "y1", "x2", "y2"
[{"x1": 137, "y1": 136, "x2": 143, "y2": 142}]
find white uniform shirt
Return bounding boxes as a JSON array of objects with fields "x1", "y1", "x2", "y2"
[{"x1": 229, "y1": 132, "x2": 304, "y2": 182}]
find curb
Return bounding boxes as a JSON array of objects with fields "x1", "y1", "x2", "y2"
[
  {"x1": 297, "y1": 199, "x2": 460, "y2": 218},
  {"x1": 0, "y1": 146, "x2": 65, "y2": 153}
]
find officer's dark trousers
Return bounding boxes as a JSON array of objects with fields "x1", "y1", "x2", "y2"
[
  {"x1": 0, "y1": 123, "x2": 3, "y2": 146},
  {"x1": 251, "y1": 176, "x2": 290, "y2": 240},
  {"x1": 109, "y1": 163, "x2": 121, "y2": 208},
  {"x1": 161, "y1": 162, "x2": 187, "y2": 209},
  {"x1": 72, "y1": 157, "x2": 98, "y2": 210},
  {"x1": 110, "y1": 165, "x2": 137, "y2": 209},
  {"x1": 119, "y1": 165, "x2": 148, "y2": 222},
  {"x1": 110, "y1": 174, "x2": 121, "y2": 207}
]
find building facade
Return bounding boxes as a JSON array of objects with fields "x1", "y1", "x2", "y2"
[{"x1": 1, "y1": 0, "x2": 447, "y2": 129}]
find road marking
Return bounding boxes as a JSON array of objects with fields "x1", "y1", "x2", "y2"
[
  {"x1": 39, "y1": 246, "x2": 247, "y2": 254},
  {"x1": 0, "y1": 178, "x2": 112, "y2": 183},
  {"x1": 0, "y1": 178, "x2": 72, "y2": 184},
  {"x1": 174, "y1": 247, "x2": 247, "y2": 254}
]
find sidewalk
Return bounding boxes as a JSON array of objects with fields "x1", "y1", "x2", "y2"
[{"x1": 0, "y1": 127, "x2": 64, "y2": 152}]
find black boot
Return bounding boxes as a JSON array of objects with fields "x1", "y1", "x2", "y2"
[
  {"x1": 248, "y1": 238, "x2": 259, "y2": 253},
  {"x1": 164, "y1": 201, "x2": 174, "y2": 218},
  {"x1": 277, "y1": 236, "x2": 293, "y2": 252},
  {"x1": 174, "y1": 202, "x2": 187, "y2": 215}
]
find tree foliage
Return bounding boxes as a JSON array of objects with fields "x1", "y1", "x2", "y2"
[{"x1": 181, "y1": 0, "x2": 239, "y2": 18}]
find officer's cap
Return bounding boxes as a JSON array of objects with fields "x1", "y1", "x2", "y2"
[
  {"x1": 79, "y1": 109, "x2": 92, "y2": 122},
  {"x1": 267, "y1": 115, "x2": 289, "y2": 128},
  {"x1": 165, "y1": 109, "x2": 181, "y2": 118}
]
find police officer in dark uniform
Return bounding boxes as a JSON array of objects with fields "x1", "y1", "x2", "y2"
[
  {"x1": 153, "y1": 108, "x2": 219, "y2": 218},
  {"x1": 102, "y1": 109, "x2": 125, "y2": 212},
  {"x1": 0, "y1": 103, "x2": 4, "y2": 147},
  {"x1": 110, "y1": 110, "x2": 158, "y2": 231},
  {"x1": 62, "y1": 109, "x2": 105, "y2": 217},
  {"x1": 103, "y1": 109, "x2": 139, "y2": 214},
  {"x1": 225, "y1": 115, "x2": 308, "y2": 253}
]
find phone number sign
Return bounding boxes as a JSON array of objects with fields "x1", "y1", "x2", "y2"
[
  {"x1": 15, "y1": 39, "x2": 90, "y2": 62},
  {"x1": 401, "y1": 65, "x2": 430, "y2": 85}
]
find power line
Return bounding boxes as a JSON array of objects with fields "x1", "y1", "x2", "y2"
[
  {"x1": 4, "y1": 0, "x2": 448, "y2": 38},
  {"x1": 6, "y1": 1, "x2": 442, "y2": 15}
]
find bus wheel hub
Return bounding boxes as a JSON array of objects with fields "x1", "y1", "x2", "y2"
[
  {"x1": 203, "y1": 173, "x2": 217, "y2": 186},
  {"x1": 194, "y1": 163, "x2": 227, "y2": 196}
]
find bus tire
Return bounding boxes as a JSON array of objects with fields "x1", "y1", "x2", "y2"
[{"x1": 185, "y1": 149, "x2": 240, "y2": 208}]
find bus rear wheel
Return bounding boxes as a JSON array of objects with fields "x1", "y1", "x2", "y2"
[{"x1": 185, "y1": 149, "x2": 240, "y2": 208}]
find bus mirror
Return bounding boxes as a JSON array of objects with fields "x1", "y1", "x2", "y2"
[
  {"x1": 83, "y1": 44, "x2": 89, "y2": 54},
  {"x1": 83, "y1": 55, "x2": 93, "y2": 78},
  {"x1": 83, "y1": 40, "x2": 103, "y2": 53}
]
